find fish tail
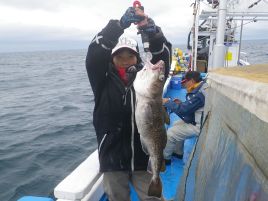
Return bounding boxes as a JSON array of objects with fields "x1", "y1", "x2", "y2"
[{"x1": 148, "y1": 177, "x2": 162, "y2": 198}]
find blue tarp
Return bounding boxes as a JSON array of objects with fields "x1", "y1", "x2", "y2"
[{"x1": 17, "y1": 196, "x2": 53, "y2": 201}]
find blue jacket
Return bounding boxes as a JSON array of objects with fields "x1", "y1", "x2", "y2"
[{"x1": 164, "y1": 81, "x2": 207, "y2": 126}]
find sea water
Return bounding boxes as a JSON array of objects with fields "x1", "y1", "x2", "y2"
[
  {"x1": 0, "y1": 49, "x2": 96, "y2": 201},
  {"x1": 0, "y1": 39, "x2": 268, "y2": 201}
]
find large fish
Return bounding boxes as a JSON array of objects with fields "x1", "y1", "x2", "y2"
[{"x1": 134, "y1": 60, "x2": 167, "y2": 198}]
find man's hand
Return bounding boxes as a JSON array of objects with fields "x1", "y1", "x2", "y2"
[
  {"x1": 120, "y1": 7, "x2": 145, "y2": 29},
  {"x1": 137, "y1": 17, "x2": 157, "y2": 36},
  {"x1": 162, "y1": 98, "x2": 170, "y2": 105},
  {"x1": 173, "y1": 98, "x2": 181, "y2": 104},
  {"x1": 163, "y1": 98, "x2": 181, "y2": 105}
]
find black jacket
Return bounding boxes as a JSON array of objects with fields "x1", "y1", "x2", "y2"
[{"x1": 86, "y1": 19, "x2": 171, "y2": 172}]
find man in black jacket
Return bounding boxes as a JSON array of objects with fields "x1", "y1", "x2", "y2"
[{"x1": 86, "y1": 7, "x2": 171, "y2": 201}]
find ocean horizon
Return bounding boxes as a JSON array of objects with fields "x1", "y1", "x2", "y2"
[{"x1": 1, "y1": 38, "x2": 268, "y2": 54}]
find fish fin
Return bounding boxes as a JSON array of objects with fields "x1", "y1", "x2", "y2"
[
  {"x1": 160, "y1": 159, "x2": 166, "y2": 172},
  {"x1": 140, "y1": 137, "x2": 149, "y2": 155},
  {"x1": 148, "y1": 177, "x2": 162, "y2": 198},
  {"x1": 147, "y1": 157, "x2": 152, "y2": 174},
  {"x1": 162, "y1": 105, "x2": 170, "y2": 125}
]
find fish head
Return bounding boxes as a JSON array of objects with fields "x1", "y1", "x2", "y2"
[{"x1": 134, "y1": 60, "x2": 165, "y2": 99}]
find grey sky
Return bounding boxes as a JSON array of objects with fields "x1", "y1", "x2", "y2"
[{"x1": 0, "y1": 0, "x2": 268, "y2": 52}]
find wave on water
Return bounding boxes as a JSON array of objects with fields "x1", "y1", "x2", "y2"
[{"x1": 0, "y1": 49, "x2": 96, "y2": 201}]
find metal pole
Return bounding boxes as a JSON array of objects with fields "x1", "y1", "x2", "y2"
[
  {"x1": 190, "y1": 0, "x2": 200, "y2": 71},
  {"x1": 194, "y1": 5, "x2": 199, "y2": 71},
  {"x1": 191, "y1": 2, "x2": 197, "y2": 71},
  {"x1": 237, "y1": 16, "x2": 244, "y2": 65},
  {"x1": 212, "y1": 0, "x2": 227, "y2": 68}
]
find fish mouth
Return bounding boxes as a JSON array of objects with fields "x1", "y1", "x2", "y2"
[{"x1": 151, "y1": 60, "x2": 165, "y2": 73}]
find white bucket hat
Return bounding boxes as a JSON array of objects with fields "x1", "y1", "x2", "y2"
[{"x1": 112, "y1": 36, "x2": 138, "y2": 56}]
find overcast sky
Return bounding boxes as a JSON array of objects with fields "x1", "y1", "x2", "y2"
[{"x1": 0, "y1": 0, "x2": 268, "y2": 52}]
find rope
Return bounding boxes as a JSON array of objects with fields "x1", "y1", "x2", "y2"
[{"x1": 248, "y1": 0, "x2": 262, "y2": 8}]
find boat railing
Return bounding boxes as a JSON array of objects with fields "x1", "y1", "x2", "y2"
[
  {"x1": 239, "y1": 51, "x2": 250, "y2": 66},
  {"x1": 54, "y1": 150, "x2": 104, "y2": 201}
]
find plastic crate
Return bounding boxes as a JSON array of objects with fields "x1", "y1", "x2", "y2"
[{"x1": 170, "y1": 75, "x2": 182, "y2": 89}]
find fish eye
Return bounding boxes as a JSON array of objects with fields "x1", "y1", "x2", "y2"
[{"x1": 159, "y1": 74, "x2": 165, "y2": 81}]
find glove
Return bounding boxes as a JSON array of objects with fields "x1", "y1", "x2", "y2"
[
  {"x1": 138, "y1": 18, "x2": 157, "y2": 36},
  {"x1": 120, "y1": 7, "x2": 145, "y2": 29}
]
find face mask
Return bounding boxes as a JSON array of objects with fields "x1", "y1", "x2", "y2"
[{"x1": 117, "y1": 68, "x2": 128, "y2": 85}]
